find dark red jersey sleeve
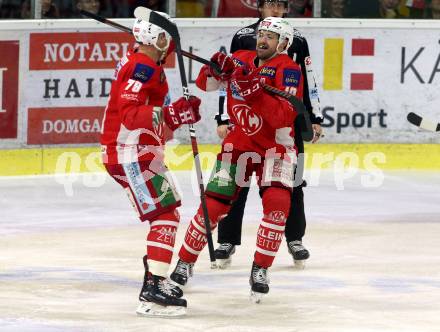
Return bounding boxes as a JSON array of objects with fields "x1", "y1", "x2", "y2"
[
  {"x1": 250, "y1": 89, "x2": 296, "y2": 130},
  {"x1": 116, "y1": 62, "x2": 158, "y2": 131}
]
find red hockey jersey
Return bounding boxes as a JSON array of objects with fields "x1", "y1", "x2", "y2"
[
  {"x1": 196, "y1": 50, "x2": 303, "y2": 156},
  {"x1": 101, "y1": 50, "x2": 170, "y2": 165}
]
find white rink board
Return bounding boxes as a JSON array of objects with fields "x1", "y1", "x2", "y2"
[
  {"x1": 0, "y1": 19, "x2": 439, "y2": 147},
  {"x1": 1, "y1": 170, "x2": 440, "y2": 331}
]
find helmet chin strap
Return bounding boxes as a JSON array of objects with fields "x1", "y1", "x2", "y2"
[
  {"x1": 153, "y1": 39, "x2": 170, "y2": 61},
  {"x1": 275, "y1": 39, "x2": 288, "y2": 55}
]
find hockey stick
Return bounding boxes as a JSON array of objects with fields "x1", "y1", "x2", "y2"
[
  {"x1": 80, "y1": 10, "x2": 220, "y2": 72},
  {"x1": 407, "y1": 112, "x2": 440, "y2": 132},
  {"x1": 133, "y1": 7, "x2": 217, "y2": 268},
  {"x1": 79, "y1": 9, "x2": 313, "y2": 141},
  {"x1": 261, "y1": 83, "x2": 313, "y2": 142}
]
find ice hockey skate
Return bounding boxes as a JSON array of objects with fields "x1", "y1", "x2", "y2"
[
  {"x1": 139, "y1": 256, "x2": 183, "y2": 299},
  {"x1": 170, "y1": 259, "x2": 194, "y2": 287},
  {"x1": 249, "y1": 262, "x2": 270, "y2": 304},
  {"x1": 137, "y1": 274, "x2": 187, "y2": 318},
  {"x1": 287, "y1": 240, "x2": 310, "y2": 269},
  {"x1": 214, "y1": 243, "x2": 236, "y2": 269}
]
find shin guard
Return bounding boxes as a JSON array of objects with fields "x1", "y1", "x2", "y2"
[
  {"x1": 146, "y1": 210, "x2": 180, "y2": 277},
  {"x1": 179, "y1": 197, "x2": 229, "y2": 263},
  {"x1": 254, "y1": 187, "x2": 291, "y2": 268}
]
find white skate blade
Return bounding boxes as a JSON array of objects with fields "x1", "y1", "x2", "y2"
[
  {"x1": 294, "y1": 259, "x2": 306, "y2": 270},
  {"x1": 249, "y1": 290, "x2": 265, "y2": 304},
  {"x1": 216, "y1": 258, "x2": 232, "y2": 269},
  {"x1": 136, "y1": 301, "x2": 186, "y2": 318}
]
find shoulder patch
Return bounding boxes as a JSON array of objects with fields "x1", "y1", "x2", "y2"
[
  {"x1": 259, "y1": 66, "x2": 276, "y2": 78},
  {"x1": 132, "y1": 63, "x2": 155, "y2": 83},
  {"x1": 283, "y1": 68, "x2": 301, "y2": 87},
  {"x1": 237, "y1": 27, "x2": 255, "y2": 35}
]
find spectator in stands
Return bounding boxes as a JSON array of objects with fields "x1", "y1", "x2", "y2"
[
  {"x1": 322, "y1": 0, "x2": 345, "y2": 17},
  {"x1": 20, "y1": 0, "x2": 59, "y2": 18},
  {"x1": 431, "y1": 0, "x2": 440, "y2": 18},
  {"x1": 76, "y1": 0, "x2": 101, "y2": 15},
  {"x1": 286, "y1": 0, "x2": 313, "y2": 17},
  {"x1": 379, "y1": 0, "x2": 401, "y2": 17},
  {"x1": 406, "y1": 0, "x2": 428, "y2": 18},
  {"x1": 0, "y1": 0, "x2": 22, "y2": 18},
  {"x1": 344, "y1": 0, "x2": 379, "y2": 17},
  {"x1": 129, "y1": 0, "x2": 166, "y2": 12}
]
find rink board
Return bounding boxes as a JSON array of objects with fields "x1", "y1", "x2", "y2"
[
  {"x1": 0, "y1": 19, "x2": 440, "y2": 150},
  {"x1": 0, "y1": 143, "x2": 439, "y2": 176}
]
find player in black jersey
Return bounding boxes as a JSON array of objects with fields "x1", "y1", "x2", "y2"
[{"x1": 214, "y1": 0, "x2": 323, "y2": 269}]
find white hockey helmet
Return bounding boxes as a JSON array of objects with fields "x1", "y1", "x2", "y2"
[
  {"x1": 132, "y1": 12, "x2": 172, "y2": 52},
  {"x1": 258, "y1": 17, "x2": 293, "y2": 54}
]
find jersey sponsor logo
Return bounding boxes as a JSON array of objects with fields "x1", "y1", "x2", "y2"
[
  {"x1": 237, "y1": 27, "x2": 255, "y2": 35},
  {"x1": 230, "y1": 81, "x2": 245, "y2": 101},
  {"x1": 231, "y1": 57, "x2": 244, "y2": 68},
  {"x1": 266, "y1": 211, "x2": 286, "y2": 223},
  {"x1": 132, "y1": 63, "x2": 155, "y2": 83},
  {"x1": 259, "y1": 66, "x2": 276, "y2": 78},
  {"x1": 283, "y1": 68, "x2": 301, "y2": 87},
  {"x1": 232, "y1": 104, "x2": 262, "y2": 136}
]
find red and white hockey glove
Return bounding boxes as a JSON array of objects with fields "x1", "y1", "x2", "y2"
[
  {"x1": 209, "y1": 52, "x2": 235, "y2": 81},
  {"x1": 230, "y1": 67, "x2": 263, "y2": 104},
  {"x1": 163, "y1": 96, "x2": 202, "y2": 131}
]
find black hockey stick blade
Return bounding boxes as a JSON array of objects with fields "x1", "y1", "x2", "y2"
[
  {"x1": 134, "y1": 7, "x2": 180, "y2": 43},
  {"x1": 80, "y1": 9, "x2": 221, "y2": 74},
  {"x1": 407, "y1": 112, "x2": 440, "y2": 132},
  {"x1": 262, "y1": 84, "x2": 314, "y2": 142}
]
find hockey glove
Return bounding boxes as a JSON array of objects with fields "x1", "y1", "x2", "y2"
[
  {"x1": 209, "y1": 52, "x2": 235, "y2": 81},
  {"x1": 163, "y1": 96, "x2": 202, "y2": 131},
  {"x1": 230, "y1": 67, "x2": 263, "y2": 104}
]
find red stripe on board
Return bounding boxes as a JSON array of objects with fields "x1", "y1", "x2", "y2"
[
  {"x1": 352, "y1": 39, "x2": 375, "y2": 56},
  {"x1": 350, "y1": 73, "x2": 374, "y2": 90}
]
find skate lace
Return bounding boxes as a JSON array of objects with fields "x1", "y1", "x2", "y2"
[
  {"x1": 218, "y1": 243, "x2": 234, "y2": 253},
  {"x1": 158, "y1": 279, "x2": 178, "y2": 296},
  {"x1": 289, "y1": 241, "x2": 305, "y2": 253},
  {"x1": 252, "y1": 266, "x2": 269, "y2": 284},
  {"x1": 176, "y1": 260, "x2": 193, "y2": 277}
]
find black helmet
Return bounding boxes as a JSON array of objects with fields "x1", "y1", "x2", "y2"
[{"x1": 257, "y1": 0, "x2": 289, "y2": 8}]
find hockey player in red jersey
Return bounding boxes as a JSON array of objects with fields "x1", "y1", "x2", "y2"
[
  {"x1": 170, "y1": 17, "x2": 303, "y2": 303},
  {"x1": 100, "y1": 13, "x2": 201, "y2": 317}
]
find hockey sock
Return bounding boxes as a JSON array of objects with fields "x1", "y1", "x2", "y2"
[
  {"x1": 254, "y1": 187, "x2": 291, "y2": 268},
  {"x1": 147, "y1": 210, "x2": 180, "y2": 277},
  {"x1": 179, "y1": 197, "x2": 230, "y2": 263}
]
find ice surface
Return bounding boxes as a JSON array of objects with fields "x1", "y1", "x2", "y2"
[{"x1": 1, "y1": 170, "x2": 440, "y2": 332}]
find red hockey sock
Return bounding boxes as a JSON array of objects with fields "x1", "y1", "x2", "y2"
[
  {"x1": 254, "y1": 187, "x2": 291, "y2": 268},
  {"x1": 179, "y1": 197, "x2": 229, "y2": 263},
  {"x1": 146, "y1": 210, "x2": 180, "y2": 277}
]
